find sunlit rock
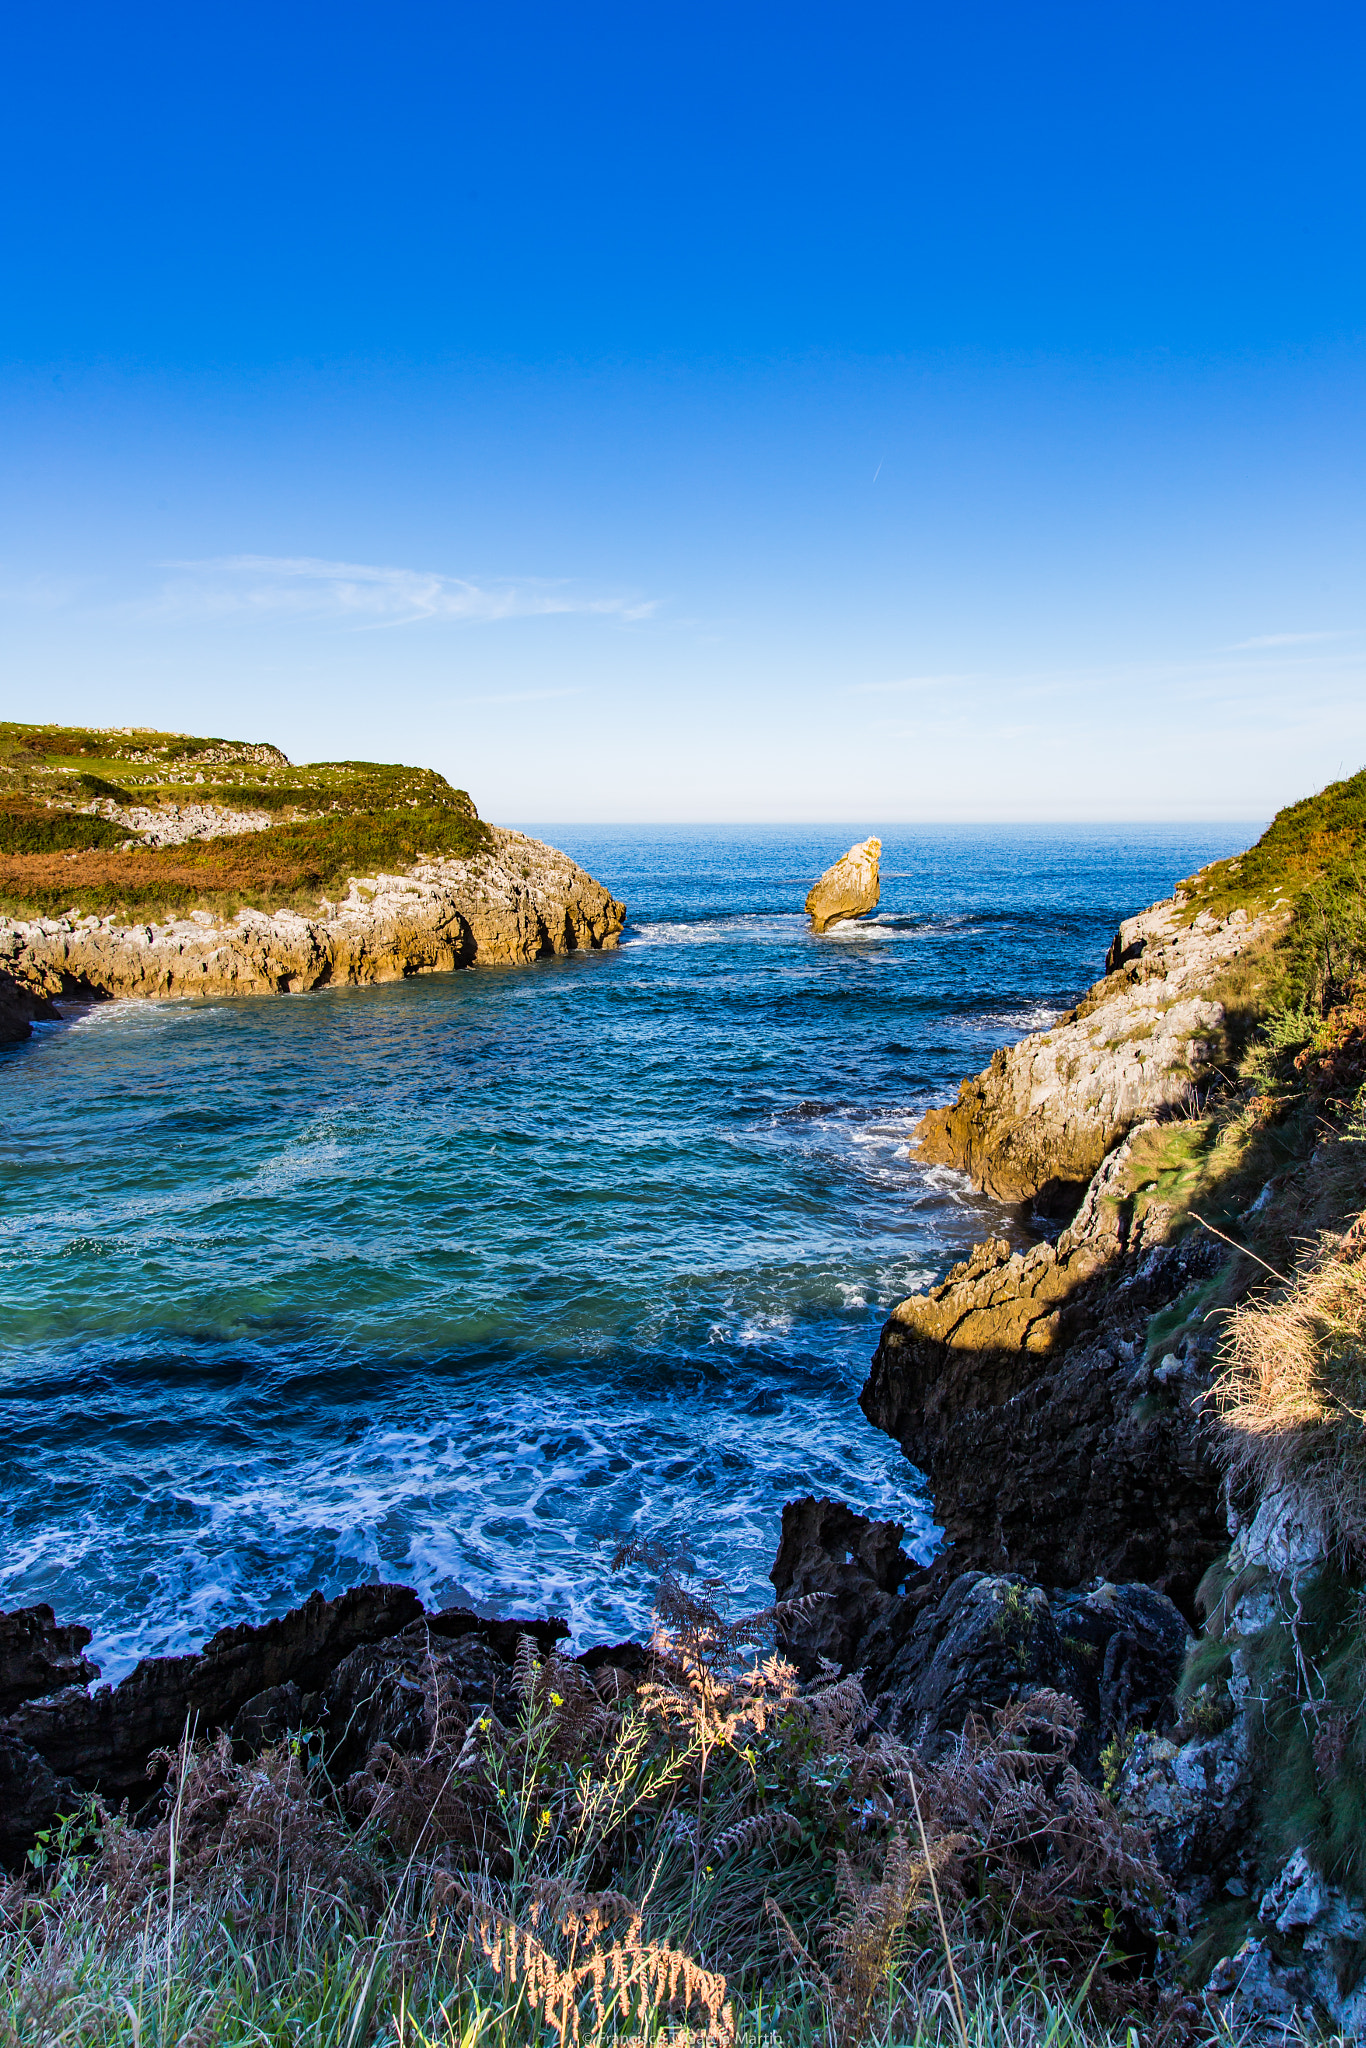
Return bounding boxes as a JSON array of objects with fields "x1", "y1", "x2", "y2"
[{"x1": 805, "y1": 837, "x2": 881, "y2": 933}]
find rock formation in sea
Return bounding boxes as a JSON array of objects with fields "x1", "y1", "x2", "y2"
[
  {"x1": 0, "y1": 827, "x2": 625, "y2": 1004},
  {"x1": 804, "y1": 836, "x2": 881, "y2": 933}
]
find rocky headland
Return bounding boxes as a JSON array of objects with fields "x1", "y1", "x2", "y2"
[
  {"x1": 915, "y1": 893, "x2": 1281, "y2": 1210},
  {"x1": 0, "y1": 722, "x2": 624, "y2": 1012},
  {"x1": 1, "y1": 826, "x2": 624, "y2": 1004}
]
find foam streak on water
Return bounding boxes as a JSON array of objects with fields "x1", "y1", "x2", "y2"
[{"x1": 0, "y1": 824, "x2": 1255, "y2": 1677}]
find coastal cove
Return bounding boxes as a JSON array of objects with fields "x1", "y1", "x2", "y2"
[{"x1": 0, "y1": 822, "x2": 1255, "y2": 1682}]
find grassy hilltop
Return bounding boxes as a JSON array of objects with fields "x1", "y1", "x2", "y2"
[{"x1": 0, "y1": 722, "x2": 491, "y2": 922}]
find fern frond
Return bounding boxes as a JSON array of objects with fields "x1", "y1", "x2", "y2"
[{"x1": 707, "y1": 1809, "x2": 801, "y2": 1861}]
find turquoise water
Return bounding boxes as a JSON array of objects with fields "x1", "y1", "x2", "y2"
[{"x1": 0, "y1": 823, "x2": 1256, "y2": 1678}]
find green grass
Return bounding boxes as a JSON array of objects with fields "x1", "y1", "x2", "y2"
[
  {"x1": 0, "y1": 812, "x2": 130, "y2": 856},
  {"x1": 0, "y1": 1891, "x2": 1236, "y2": 2048},
  {"x1": 0, "y1": 722, "x2": 492, "y2": 920},
  {"x1": 1179, "y1": 765, "x2": 1366, "y2": 923},
  {"x1": 1175, "y1": 767, "x2": 1366, "y2": 1012}
]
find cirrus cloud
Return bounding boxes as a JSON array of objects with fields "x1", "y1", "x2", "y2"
[{"x1": 151, "y1": 554, "x2": 659, "y2": 628}]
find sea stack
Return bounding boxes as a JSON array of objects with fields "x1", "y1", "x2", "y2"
[{"x1": 805, "y1": 836, "x2": 881, "y2": 933}]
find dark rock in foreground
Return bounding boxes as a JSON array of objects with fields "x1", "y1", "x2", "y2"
[
  {"x1": 0, "y1": 1603, "x2": 100, "y2": 1716},
  {"x1": 0, "y1": 1585, "x2": 573, "y2": 1864},
  {"x1": 773, "y1": 1495, "x2": 1191, "y2": 1779},
  {"x1": 0, "y1": 968, "x2": 58, "y2": 1046},
  {"x1": 768, "y1": 1495, "x2": 918, "y2": 1676}
]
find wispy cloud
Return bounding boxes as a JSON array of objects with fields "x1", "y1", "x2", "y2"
[
  {"x1": 151, "y1": 555, "x2": 658, "y2": 627},
  {"x1": 463, "y1": 686, "x2": 583, "y2": 705},
  {"x1": 1228, "y1": 630, "x2": 1351, "y2": 651},
  {"x1": 847, "y1": 673, "x2": 972, "y2": 695}
]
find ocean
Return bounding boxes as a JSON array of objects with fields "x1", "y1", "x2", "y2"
[{"x1": 0, "y1": 822, "x2": 1256, "y2": 1680}]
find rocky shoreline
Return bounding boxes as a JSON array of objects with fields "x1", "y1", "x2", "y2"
[
  {"x1": 3, "y1": 832, "x2": 1364, "y2": 2035},
  {"x1": 915, "y1": 894, "x2": 1279, "y2": 1209},
  {"x1": 0, "y1": 825, "x2": 624, "y2": 1015}
]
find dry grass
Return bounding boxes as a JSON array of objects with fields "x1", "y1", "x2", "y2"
[
  {"x1": 1215, "y1": 1211, "x2": 1366, "y2": 1561},
  {"x1": 0, "y1": 1551, "x2": 1188, "y2": 2046}
]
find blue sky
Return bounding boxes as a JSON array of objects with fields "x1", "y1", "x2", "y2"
[{"x1": 1, "y1": 1, "x2": 1362, "y2": 821}]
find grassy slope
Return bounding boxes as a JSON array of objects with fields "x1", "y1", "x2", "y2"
[
  {"x1": 1090, "y1": 776, "x2": 1366, "y2": 1957},
  {"x1": 0, "y1": 722, "x2": 492, "y2": 920}
]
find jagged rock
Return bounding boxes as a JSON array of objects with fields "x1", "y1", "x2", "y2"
[
  {"x1": 769, "y1": 1496, "x2": 918, "y2": 1675},
  {"x1": 876, "y1": 1572, "x2": 1192, "y2": 1769},
  {"x1": 427, "y1": 1609, "x2": 569, "y2": 1665},
  {"x1": 1117, "y1": 1718, "x2": 1253, "y2": 1880},
  {"x1": 766, "y1": 1509, "x2": 1193, "y2": 1776},
  {"x1": 229, "y1": 1682, "x2": 305, "y2": 1753},
  {"x1": 0, "y1": 1730, "x2": 70, "y2": 1868},
  {"x1": 861, "y1": 1135, "x2": 1228, "y2": 1601},
  {"x1": 1, "y1": 1585, "x2": 426, "y2": 1804},
  {"x1": 317, "y1": 1623, "x2": 523, "y2": 1779},
  {"x1": 0, "y1": 826, "x2": 625, "y2": 1003},
  {"x1": 805, "y1": 838, "x2": 881, "y2": 934},
  {"x1": 1051, "y1": 1581, "x2": 1191, "y2": 1752},
  {"x1": 1206, "y1": 1856, "x2": 1366, "y2": 2040},
  {"x1": 915, "y1": 896, "x2": 1280, "y2": 1206},
  {"x1": 876, "y1": 1573, "x2": 1066, "y2": 1756},
  {"x1": 0, "y1": 1589, "x2": 573, "y2": 1850},
  {"x1": 0, "y1": 1604, "x2": 99, "y2": 1715},
  {"x1": 0, "y1": 968, "x2": 58, "y2": 1047}
]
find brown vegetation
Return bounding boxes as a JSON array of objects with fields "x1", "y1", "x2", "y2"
[{"x1": 1216, "y1": 1211, "x2": 1366, "y2": 1564}]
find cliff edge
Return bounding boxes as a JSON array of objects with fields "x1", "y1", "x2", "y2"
[
  {"x1": 0, "y1": 723, "x2": 624, "y2": 1003},
  {"x1": 2, "y1": 826, "x2": 624, "y2": 1002},
  {"x1": 916, "y1": 893, "x2": 1283, "y2": 1209},
  {"x1": 847, "y1": 771, "x2": 1366, "y2": 2026}
]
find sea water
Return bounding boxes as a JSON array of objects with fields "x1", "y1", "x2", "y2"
[{"x1": 0, "y1": 823, "x2": 1255, "y2": 1679}]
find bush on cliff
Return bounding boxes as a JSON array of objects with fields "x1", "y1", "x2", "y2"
[{"x1": 1181, "y1": 765, "x2": 1366, "y2": 1011}]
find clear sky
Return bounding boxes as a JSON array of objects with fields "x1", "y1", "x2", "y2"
[{"x1": 2, "y1": 1, "x2": 1362, "y2": 821}]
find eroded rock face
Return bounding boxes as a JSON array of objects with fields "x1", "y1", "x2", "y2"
[
  {"x1": 805, "y1": 838, "x2": 881, "y2": 933},
  {"x1": 769, "y1": 1496, "x2": 919, "y2": 1675},
  {"x1": 915, "y1": 897, "x2": 1278, "y2": 1207},
  {"x1": 861, "y1": 1136, "x2": 1229, "y2": 1601},
  {"x1": 0, "y1": 1604, "x2": 99, "y2": 1715},
  {"x1": 2, "y1": 1585, "x2": 426, "y2": 1805},
  {"x1": 0, "y1": 968, "x2": 58, "y2": 1046},
  {"x1": 0, "y1": 826, "x2": 625, "y2": 1004}
]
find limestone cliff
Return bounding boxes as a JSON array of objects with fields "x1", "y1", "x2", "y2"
[
  {"x1": 916, "y1": 895, "x2": 1281, "y2": 1208},
  {"x1": 1, "y1": 826, "x2": 624, "y2": 1004}
]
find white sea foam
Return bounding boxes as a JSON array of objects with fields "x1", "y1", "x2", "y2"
[{"x1": 4, "y1": 823, "x2": 1191, "y2": 1677}]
